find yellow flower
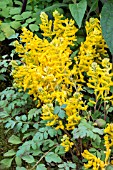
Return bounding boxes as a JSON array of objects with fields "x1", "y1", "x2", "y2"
[
  {"x1": 12, "y1": 11, "x2": 78, "y2": 105},
  {"x1": 82, "y1": 150, "x2": 105, "y2": 170},
  {"x1": 61, "y1": 135, "x2": 74, "y2": 152},
  {"x1": 75, "y1": 18, "x2": 108, "y2": 82},
  {"x1": 87, "y1": 59, "x2": 113, "y2": 101},
  {"x1": 111, "y1": 160, "x2": 113, "y2": 165}
]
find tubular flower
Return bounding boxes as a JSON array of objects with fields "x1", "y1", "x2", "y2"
[
  {"x1": 82, "y1": 150, "x2": 105, "y2": 170},
  {"x1": 75, "y1": 18, "x2": 108, "y2": 82},
  {"x1": 104, "y1": 124, "x2": 113, "y2": 165},
  {"x1": 87, "y1": 58, "x2": 113, "y2": 101},
  {"x1": 12, "y1": 11, "x2": 78, "y2": 105},
  {"x1": 61, "y1": 134, "x2": 74, "y2": 152},
  {"x1": 40, "y1": 10, "x2": 77, "y2": 44}
]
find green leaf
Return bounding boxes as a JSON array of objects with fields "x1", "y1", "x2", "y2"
[
  {"x1": 10, "y1": 21, "x2": 21, "y2": 29},
  {"x1": 69, "y1": 0, "x2": 87, "y2": 28},
  {"x1": 61, "y1": 104, "x2": 67, "y2": 109},
  {"x1": 8, "y1": 135, "x2": 22, "y2": 144},
  {"x1": 32, "y1": 150, "x2": 43, "y2": 156},
  {"x1": 92, "y1": 128, "x2": 104, "y2": 135},
  {"x1": 36, "y1": 164, "x2": 47, "y2": 170},
  {"x1": 29, "y1": 24, "x2": 39, "y2": 32},
  {"x1": 4, "y1": 149, "x2": 16, "y2": 157},
  {"x1": 12, "y1": 15, "x2": 23, "y2": 20},
  {"x1": 21, "y1": 124, "x2": 29, "y2": 133},
  {"x1": 108, "y1": 107, "x2": 113, "y2": 113},
  {"x1": 54, "y1": 106, "x2": 60, "y2": 114},
  {"x1": 106, "y1": 164, "x2": 113, "y2": 170},
  {"x1": 15, "y1": 156, "x2": 22, "y2": 166},
  {"x1": 1, "y1": 8, "x2": 10, "y2": 18},
  {"x1": 26, "y1": 18, "x2": 36, "y2": 24},
  {"x1": 45, "y1": 152, "x2": 62, "y2": 163},
  {"x1": 33, "y1": 123, "x2": 39, "y2": 129},
  {"x1": 16, "y1": 122, "x2": 22, "y2": 131},
  {"x1": 87, "y1": 88, "x2": 94, "y2": 94},
  {"x1": 1, "y1": 23, "x2": 15, "y2": 38},
  {"x1": 87, "y1": 102, "x2": 94, "y2": 107},
  {"x1": 21, "y1": 12, "x2": 32, "y2": 19},
  {"x1": 44, "y1": 131, "x2": 48, "y2": 139},
  {"x1": 70, "y1": 50, "x2": 79, "y2": 60},
  {"x1": 31, "y1": 141, "x2": 37, "y2": 150},
  {"x1": 67, "y1": 161, "x2": 76, "y2": 169},
  {"x1": 100, "y1": 0, "x2": 113, "y2": 53},
  {"x1": 110, "y1": 86, "x2": 113, "y2": 93},
  {"x1": 48, "y1": 129, "x2": 55, "y2": 137},
  {"x1": 10, "y1": 7, "x2": 21, "y2": 15},
  {"x1": 0, "y1": 32, "x2": 5, "y2": 41},
  {"x1": 0, "y1": 74, "x2": 6, "y2": 81},
  {"x1": 28, "y1": 108, "x2": 41, "y2": 120},
  {"x1": 14, "y1": 1, "x2": 22, "y2": 6},
  {"x1": 22, "y1": 155, "x2": 35, "y2": 163},
  {"x1": 58, "y1": 110, "x2": 66, "y2": 119},
  {"x1": 21, "y1": 115, "x2": 27, "y2": 121},
  {"x1": 89, "y1": 148, "x2": 97, "y2": 153},
  {"x1": 0, "y1": 111, "x2": 9, "y2": 118},
  {"x1": 0, "y1": 158, "x2": 13, "y2": 168}
]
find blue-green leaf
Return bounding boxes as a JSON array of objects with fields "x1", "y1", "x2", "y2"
[
  {"x1": 45, "y1": 152, "x2": 62, "y2": 163},
  {"x1": 22, "y1": 155, "x2": 35, "y2": 163},
  {"x1": 36, "y1": 164, "x2": 47, "y2": 170},
  {"x1": 15, "y1": 156, "x2": 22, "y2": 166},
  {"x1": 8, "y1": 135, "x2": 22, "y2": 144}
]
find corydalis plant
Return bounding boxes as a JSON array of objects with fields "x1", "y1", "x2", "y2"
[
  {"x1": 12, "y1": 11, "x2": 85, "y2": 132},
  {"x1": 12, "y1": 11, "x2": 78, "y2": 105}
]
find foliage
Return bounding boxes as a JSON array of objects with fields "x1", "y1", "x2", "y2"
[
  {"x1": 0, "y1": 87, "x2": 65, "y2": 169},
  {"x1": 100, "y1": 0, "x2": 113, "y2": 54},
  {"x1": 0, "y1": 0, "x2": 113, "y2": 170},
  {"x1": 0, "y1": 55, "x2": 13, "y2": 91}
]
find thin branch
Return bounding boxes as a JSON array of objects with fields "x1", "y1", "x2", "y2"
[{"x1": 29, "y1": 144, "x2": 58, "y2": 170}]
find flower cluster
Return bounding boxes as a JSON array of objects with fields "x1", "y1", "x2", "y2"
[
  {"x1": 82, "y1": 124, "x2": 113, "y2": 169},
  {"x1": 12, "y1": 11, "x2": 78, "y2": 105},
  {"x1": 87, "y1": 58, "x2": 113, "y2": 101},
  {"x1": 104, "y1": 124, "x2": 113, "y2": 165},
  {"x1": 64, "y1": 91, "x2": 87, "y2": 130},
  {"x1": 82, "y1": 150, "x2": 105, "y2": 170},
  {"x1": 61, "y1": 134, "x2": 74, "y2": 152},
  {"x1": 75, "y1": 18, "x2": 108, "y2": 82}
]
